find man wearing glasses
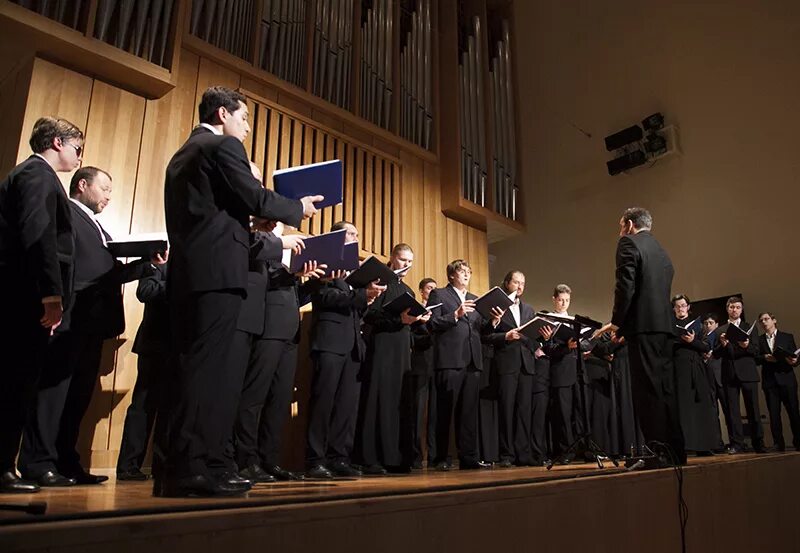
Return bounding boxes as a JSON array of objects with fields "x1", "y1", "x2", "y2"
[{"x1": 0, "y1": 117, "x2": 83, "y2": 493}]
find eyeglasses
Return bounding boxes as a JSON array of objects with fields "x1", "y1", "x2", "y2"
[{"x1": 62, "y1": 141, "x2": 83, "y2": 157}]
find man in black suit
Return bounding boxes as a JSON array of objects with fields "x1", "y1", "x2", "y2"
[
  {"x1": 712, "y1": 297, "x2": 765, "y2": 454},
  {"x1": 162, "y1": 86, "x2": 320, "y2": 497},
  {"x1": 608, "y1": 207, "x2": 685, "y2": 465},
  {"x1": 358, "y1": 243, "x2": 429, "y2": 474},
  {"x1": 483, "y1": 270, "x2": 535, "y2": 467},
  {"x1": 232, "y1": 221, "x2": 321, "y2": 483},
  {"x1": 755, "y1": 312, "x2": 800, "y2": 452},
  {"x1": 305, "y1": 222, "x2": 385, "y2": 479},
  {"x1": 702, "y1": 313, "x2": 728, "y2": 451},
  {"x1": 20, "y1": 166, "x2": 165, "y2": 486},
  {"x1": 116, "y1": 263, "x2": 170, "y2": 481},
  {"x1": 426, "y1": 259, "x2": 492, "y2": 470},
  {"x1": 0, "y1": 117, "x2": 82, "y2": 493},
  {"x1": 539, "y1": 284, "x2": 579, "y2": 463},
  {"x1": 408, "y1": 277, "x2": 437, "y2": 469}
]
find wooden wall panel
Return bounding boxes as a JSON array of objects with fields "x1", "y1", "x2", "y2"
[{"x1": 17, "y1": 58, "x2": 93, "y2": 191}]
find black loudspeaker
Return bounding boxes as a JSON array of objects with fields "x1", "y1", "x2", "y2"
[
  {"x1": 604, "y1": 125, "x2": 644, "y2": 151},
  {"x1": 606, "y1": 149, "x2": 646, "y2": 176}
]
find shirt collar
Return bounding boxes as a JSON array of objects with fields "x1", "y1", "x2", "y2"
[
  {"x1": 199, "y1": 123, "x2": 223, "y2": 135},
  {"x1": 69, "y1": 197, "x2": 97, "y2": 220}
]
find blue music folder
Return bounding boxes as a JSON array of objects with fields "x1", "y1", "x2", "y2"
[
  {"x1": 273, "y1": 159, "x2": 343, "y2": 210},
  {"x1": 289, "y1": 229, "x2": 347, "y2": 273},
  {"x1": 324, "y1": 241, "x2": 361, "y2": 274}
]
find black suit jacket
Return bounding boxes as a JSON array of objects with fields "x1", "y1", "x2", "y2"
[
  {"x1": 132, "y1": 263, "x2": 169, "y2": 355},
  {"x1": 310, "y1": 278, "x2": 369, "y2": 360},
  {"x1": 65, "y1": 201, "x2": 153, "y2": 337},
  {"x1": 426, "y1": 284, "x2": 484, "y2": 371},
  {"x1": 410, "y1": 322, "x2": 434, "y2": 377},
  {"x1": 611, "y1": 231, "x2": 674, "y2": 337},
  {"x1": 363, "y1": 279, "x2": 415, "y2": 378},
  {"x1": 712, "y1": 322, "x2": 760, "y2": 383},
  {"x1": 484, "y1": 301, "x2": 536, "y2": 375},
  {"x1": 0, "y1": 155, "x2": 74, "y2": 312},
  {"x1": 237, "y1": 231, "x2": 283, "y2": 336},
  {"x1": 757, "y1": 331, "x2": 798, "y2": 389},
  {"x1": 164, "y1": 127, "x2": 303, "y2": 298}
]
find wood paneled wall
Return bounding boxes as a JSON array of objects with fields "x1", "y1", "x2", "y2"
[{"x1": 9, "y1": 52, "x2": 488, "y2": 470}]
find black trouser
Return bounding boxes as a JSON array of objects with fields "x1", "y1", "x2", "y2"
[
  {"x1": 433, "y1": 368, "x2": 480, "y2": 465},
  {"x1": 531, "y1": 389, "x2": 550, "y2": 461},
  {"x1": 406, "y1": 373, "x2": 436, "y2": 465},
  {"x1": 724, "y1": 377, "x2": 763, "y2": 450},
  {"x1": 306, "y1": 350, "x2": 361, "y2": 468},
  {"x1": 627, "y1": 333, "x2": 686, "y2": 461},
  {"x1": 117, "y1": 354, "x2": 167, "y2": 473},
  {"x1": 513, "y1": 372, "x2": 534, "y2": 464},
  {"x1": 550, "y1": 385, "x2": 574, "y2": 457},
  {"x1": 20, "y1": 330, "x2": 104, "y2": 477},
  {"x1": 586, "y1": 378, "x2": 613, "y2": 453},
  {"x1": 234, "y1": 338, "x2": 297, "y2": 468},
  {"x1": 166, "y1": 290, "x2": 244, "y2": 479},
  {"x1": 0, "y1": 292, "x2": 49, "y2": 474},
  {"x1": 496, "y1": 372, "x2": 519, "y2": 463},
  {"x1": 764, "y1": 383, "x2": 800, "y2": 450},
  {"x1": 358, "y1": 359, "x2": 406, "y2": 468},
  {"x1": 478, "y1": 371, "x2": 499, "y2": 463}
]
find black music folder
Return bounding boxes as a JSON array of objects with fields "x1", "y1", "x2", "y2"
[
  {"x1": 473, "y1": 286, "x2": 515, "y2": 320},
  {"x1": 273, "y1": 159, "x2": 343, "y2": 209},
  {"x1": 725, "y1": 321, "x2": 757, "y2": 343},
  {"x1": 516, "y1": 316, "x2": 557, "y2": 342},
  {"x1": 675, "y1": 317, "x2": 701, "y2": 335},
  {"x1": 106, "y1": 234, "x2": 168, "y2": 258},
  {"x1": 383, "y1": 291, "x2": 429, "y2": 317},
  {"x1": 345, "y1": 256, "x2": 398, "y2": 288},
  {"x1": 773, "y1": 346, "x2": 800, "y2": 360},
  {"x1": 288, "y1": 229, "x2": 346, "y2": 273}
]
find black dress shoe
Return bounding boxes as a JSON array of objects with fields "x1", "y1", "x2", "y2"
[
  {"x1": 753, "y1": 445, "x2": 768, "y2": 454},
  {"x1": 65, "y1": 470, "x2": 109, "y2": 485},
  {"x1": 117, "y1": 468, "x2": 149, "y2": 481},
  {"x1": 218, "y1": 471, "x2": 253, "y2": 487},
  {"x1": 361, "y1": 464, "x2": 388, "y2": 476},
  {"x1": 157, "y1": 474, "x2": 251, "y2": 497},
  {"x1": 434, "y1": 461, "x2": 452, "y2": 471},
  {"x1": 727, "y1": 446, "x2": 742, "y2": 455},
  {"x1": 329, "y1": 461, "x2": 363, "y2": 477},
  {"x1": 411, "y1": 460, "x2": 423, "y2": 470},
  {"x1": 34, "y1": 471, "x2": 76, "y2": 487},
  {"x1": 497, "y1": 459, "x2": 513, "y2": 468},
  {"x1": 305, "y1": 464, "x2": 334, "y2": 479},
  {"x1": 263, "y1": 465, "x2": 303, "y2": 481},
  {"x1": 459, "y1": 460, "x2": 491, "y2": 470},
  {"x1": 0, "y1": 471, "x2": 40, "y2": 493},
  {"x1": 239, "y1": 464, "x2": 277, "y2": 483}
]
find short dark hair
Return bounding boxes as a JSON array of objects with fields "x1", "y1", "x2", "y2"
[
  {"x1": 671, "y1": 294, "x2": 690, "y2": 306},
  {"x1": 758, "y1": 312, "x2": 776, "y2": 321},
  {"x1": 198, "y1": 86, "x2": 247, "y2": 125},
  {"x1": 621, "y1": 207, "x2": 653, "y2": 231},
  {"x1": 726, "y1": 296, "x2": 743, "y2": 307},
  {"x1": 446, "y1": 259, "x2": 471, "y2": 279},
  {"x1": 331, "y1": 220, "x2": 353, "y2": 232},
  {"x1": 553, "y1": 284, "x2": 571, "y2": 296},
  {"x1": 391, "y1": 243, "x2": 413, "y2": 256},
  {"x1": 419, "y1": 277, "x2": 436, "y2": 290},
  {"x1": 69, "y1": 166, "x2": 111, "y2": 196},
  {"x1": 702, "y1": 313, "x2": 719, "y2": 324},
  {"x1": 29, "y1": 117, "x2": 84, "y2": 154}
]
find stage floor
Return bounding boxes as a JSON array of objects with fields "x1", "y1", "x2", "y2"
[{"x1": 0, "y1": 452, "x2": 779, "y2": 526}]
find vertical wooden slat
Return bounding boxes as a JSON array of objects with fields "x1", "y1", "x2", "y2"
[
  {"x1": 333, "y1": 138, "x2": 345, "y2": 224},
  {"x1": 363, "y1": 151, "x2": 374, "y2": 254},
  {"x1": 252, "y1": 103, "x2": 269, "y2": 173},
  {"x1": 371, "y1": 156, "x2": 383, "y2": 254},
  {"x1": 321, "y1": 133, "x2": 336, "y2": 234},
  {"x1": 382, "y1": 160, "x2": 392, "y2": 255},
  {"x1": 307, "y1": 124, "x2": 321, "y2": 235},
  {"x1": 353, "y1": 147, "x2": 364, "y2": 247},
  {"x1": 264, "y1": 108, "x2": 281, "y2": 189},
  {"x1": 344, "y1": 142, "x2": 356, "y2": 226}
]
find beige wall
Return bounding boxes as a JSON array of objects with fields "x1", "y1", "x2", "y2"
[{"x1": 492, "y1": 0, "x2": 800, "y2": 336}]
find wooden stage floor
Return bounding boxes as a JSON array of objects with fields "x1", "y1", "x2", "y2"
[
  {"x1": 0, "y1": 452, "x2": 777, "y2": 525},
  {"x1": 2, "y1": 452, "x2": 799, "y2": 553}
]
